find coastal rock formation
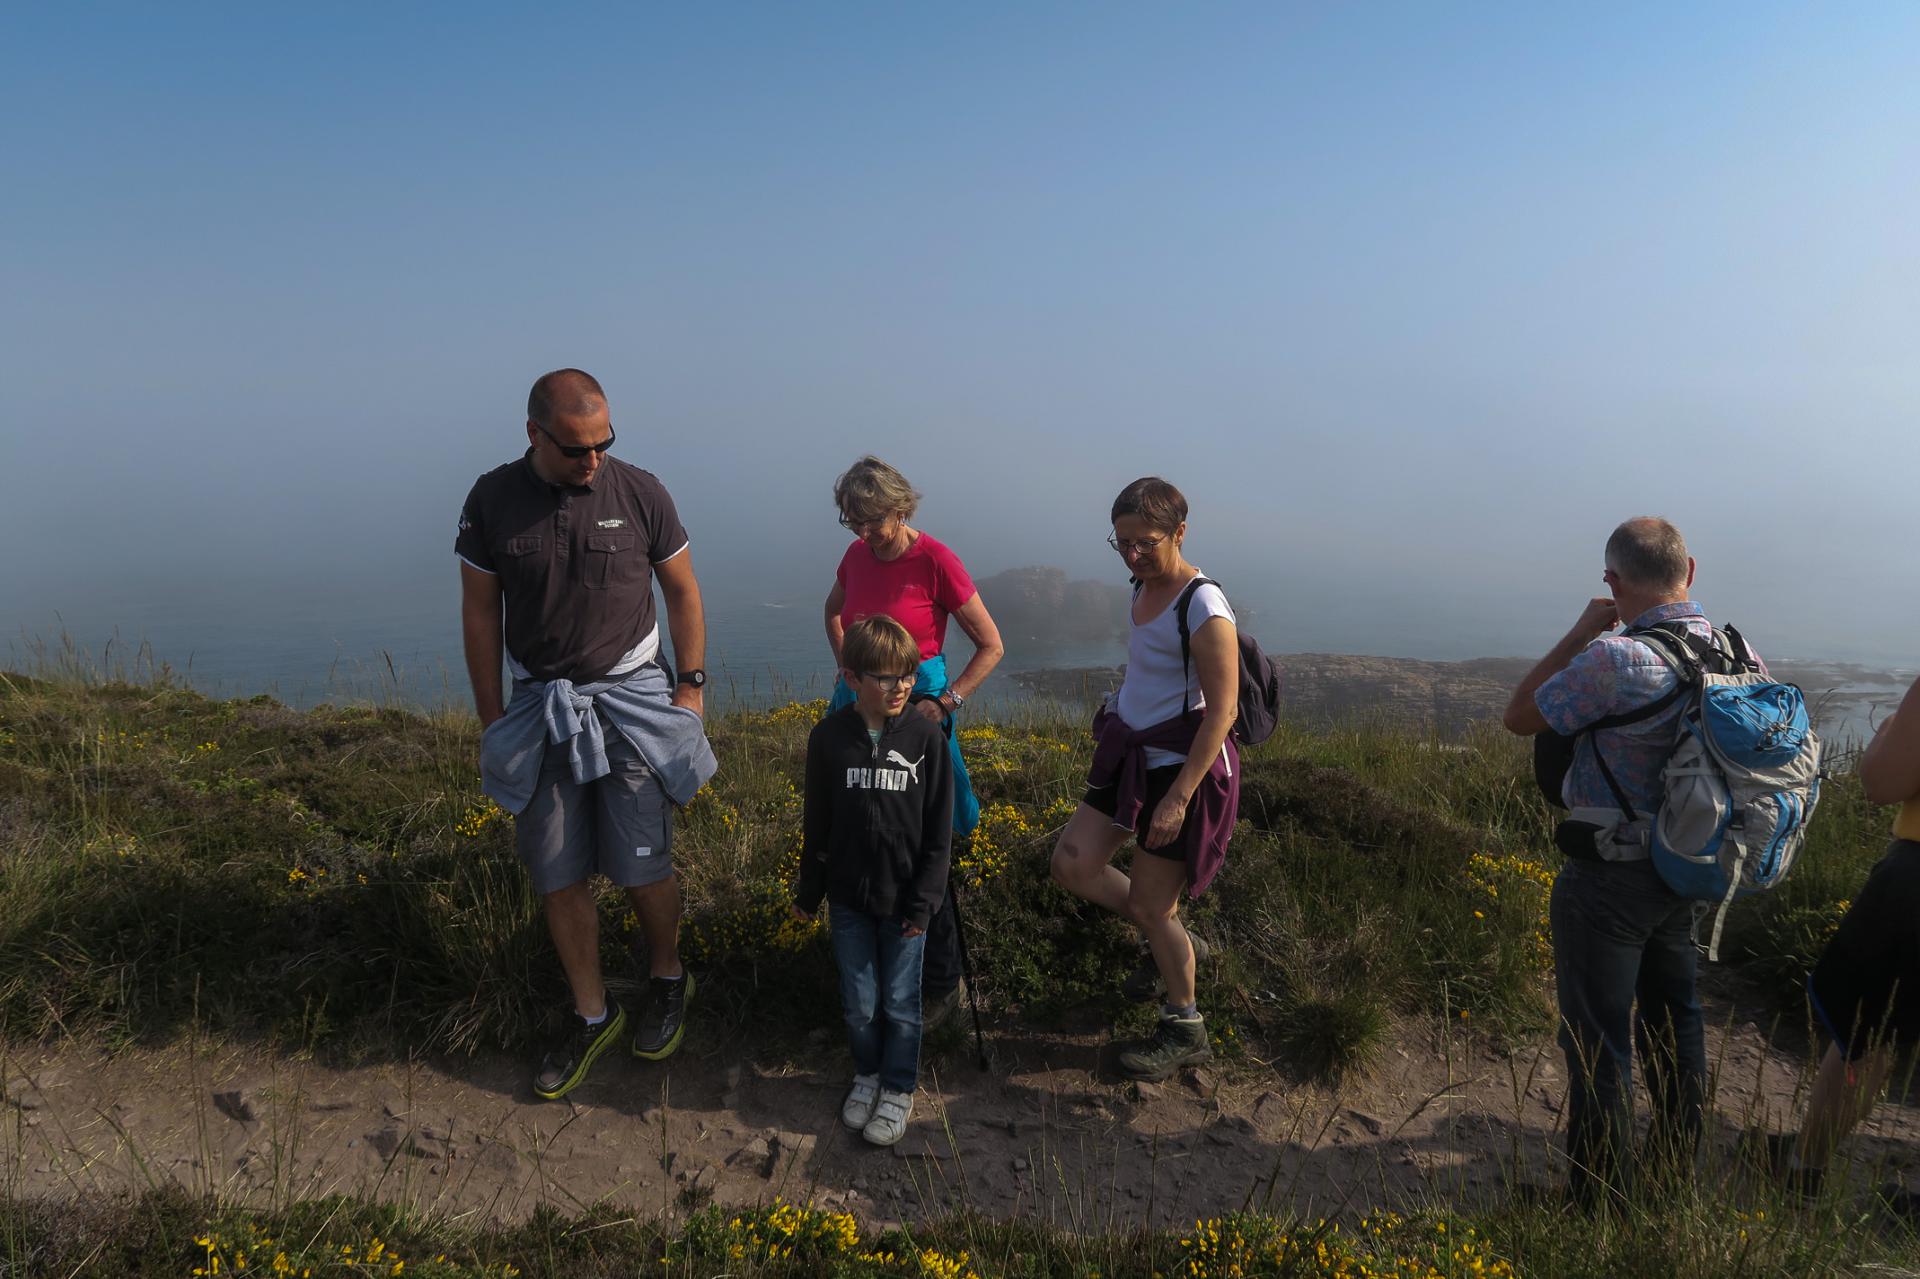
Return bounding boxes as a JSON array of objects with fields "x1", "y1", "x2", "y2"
[
  {"x1": 1013, "y1": 651, "x2": 1903, "y2": 741},
  {"x1": 974, "y1": 567, "x2": 1128, "y2": 649},
  {"x1": 1273, "y1": 654, "x2": 1532, "y2": 736},
  {"x1": 1013, "y1": 654, "x2": 1531, "y2": 737}
]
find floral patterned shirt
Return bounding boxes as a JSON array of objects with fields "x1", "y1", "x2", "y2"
[{"x1": 1534, "y1": 602, "x2": 1764, "y2": 813}]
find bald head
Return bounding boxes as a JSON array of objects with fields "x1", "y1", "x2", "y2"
[
  {"x1": 527, "y1": 368, "x2": 607, "y2": 429},
  {"x1": 1606, "y1": 517, "x2": 1691, "y2": 592}
]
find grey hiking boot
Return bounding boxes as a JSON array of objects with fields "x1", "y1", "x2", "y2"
[
  {"x1": 1116, "y1": 1012, "x2": 1211, "y2": 1081},
  {"x1": 1121, "y1": 931, "x2": 1212, "y2": 1002},
  {"x1": 1752, "y1": 1130, "x2": 1822, "y2": 1201}
]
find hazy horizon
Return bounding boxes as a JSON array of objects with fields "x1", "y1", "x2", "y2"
[{"x1": 6, "y1": 4, "x2": 1918, "y2": 689}]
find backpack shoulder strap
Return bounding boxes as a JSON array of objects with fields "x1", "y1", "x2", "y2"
[
  {"x1": 1631, "y1": 619, "x2": 1759, "y2": 677},
  {"x1": 1575, "y1": 623, "x2": 1701, "y2": 820},
  {"x1": 1720, "y1": 622, "x2": 1762, "y2": 673},
  {"x1": 1577, "y1": 626, "x2": 1699, "y2": 732},
  {"x1": 1175, "y1": 575, "x2": 1217, "y2": 715}
]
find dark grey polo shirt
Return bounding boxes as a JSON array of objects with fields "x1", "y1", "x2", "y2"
[{"x1": 456, "y1": 451, "x2": 689, "y2": 683}]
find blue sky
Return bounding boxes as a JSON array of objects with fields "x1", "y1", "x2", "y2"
[{"x1": 3, "y1": 3, "x2": 1917, "y2": 677}]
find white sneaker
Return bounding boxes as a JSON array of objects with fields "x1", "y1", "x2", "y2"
[
  {"x1": 861, "y1": 1088, "x2": 913, "y2": 1146},
  {"x1": 841, "y1": 1074, "x2": 880, "y2": 1130}
]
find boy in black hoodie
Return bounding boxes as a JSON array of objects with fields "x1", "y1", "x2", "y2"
[{"x1": 793, "y1": 616, "x2": 955, "y2": 1146}]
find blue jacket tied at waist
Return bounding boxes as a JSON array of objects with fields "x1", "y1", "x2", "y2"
[{"x1": 481, "y1": 662, "x2": 718, "y2": 815}]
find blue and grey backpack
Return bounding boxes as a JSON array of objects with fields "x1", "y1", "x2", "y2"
[{"x1": 1597, "y1": 623, "x2": 1822, "y2": 959}]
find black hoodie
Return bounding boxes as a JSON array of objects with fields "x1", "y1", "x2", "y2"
[{"x1": 795, "y1": 702, "x2": 954, "y2": 930}]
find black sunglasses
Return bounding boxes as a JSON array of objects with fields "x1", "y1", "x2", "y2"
[{"x1": 536, "y1": 422, "x2": 616, "y2": 459}]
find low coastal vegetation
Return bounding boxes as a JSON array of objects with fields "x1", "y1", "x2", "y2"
[
  {"x1": 0, "y1": 664, "x2": 1910, "y2": 1275},
  {"x1": 1, "y1": 1187, "x2": 1867, "y2": 1278}
]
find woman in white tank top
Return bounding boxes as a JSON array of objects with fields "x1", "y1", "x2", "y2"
[{"x1": 1049, "y1": 477, "x2": 1240, "y2": 1081}]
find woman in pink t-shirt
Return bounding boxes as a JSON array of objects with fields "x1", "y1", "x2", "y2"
[
  {"x1": 824, "y1": 456, "x2": 1004, "y2": 727},
  {"x1": 822, "y1": 456, "x2": 1005, "y2": 1023}
]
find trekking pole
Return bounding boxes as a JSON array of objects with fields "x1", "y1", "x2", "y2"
[
  {"x1": 944, "y1": 876, "x2": 991, "y2": 1071},
  {"x1": 920, "y1": 691, "x2": 990, "y2": 1070}
]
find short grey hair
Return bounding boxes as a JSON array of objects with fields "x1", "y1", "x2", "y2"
[
  {"x1": 833, "y1": 456, "x2": 920, "y2": 523},
  {"x1": 1606, "y1": 517, "x2": 1690, "y2": 590},
  {"x1": 527, "y1": 368, "x2": 607, "y2": 428}
]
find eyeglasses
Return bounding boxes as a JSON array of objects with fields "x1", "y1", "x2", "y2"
[
  {"x1": 839, "y1": 511, "x2": 893, "y2": 531},
  {"x1": 535, "y1": 422, "x2": 616, "y2": 459},
  {"x1": 1107, "y1": 533, "x2": 1167, "y2": 556},
  {"x1": 861, "y1": 671, "x2": 917, "y2": 690}
]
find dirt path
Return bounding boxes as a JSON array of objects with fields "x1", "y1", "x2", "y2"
[{"x1": 7, "y1": 1003, "x2": 1920, "y2": 1228}]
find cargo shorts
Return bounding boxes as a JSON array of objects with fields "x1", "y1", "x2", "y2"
[{"x1": 514, "y1": 730, "x2": 674, "y2": 895}]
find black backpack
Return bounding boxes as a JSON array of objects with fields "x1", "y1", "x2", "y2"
[{"x1": 1173, "y1": 575, "x2": 1284, "y2": 747}]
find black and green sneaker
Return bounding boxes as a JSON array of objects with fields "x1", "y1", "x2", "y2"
[
  {"x1": 632, "y1": 970, "x2": 694, "y2": 1060},
  {"x1": 532, "y1": 999, "x2": 627, "y2": 1101},
  {"x1": 1115, "y1": 1012, "x2": 1211, "y2": 1081}
]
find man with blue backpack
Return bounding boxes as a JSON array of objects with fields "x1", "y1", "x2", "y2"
[{"x1": 1503, "y1": 517, "x2": 1820, "y2": 1209}]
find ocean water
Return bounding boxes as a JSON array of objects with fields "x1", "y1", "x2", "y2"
[
  {"x1": 2, "y1": 571, "x2": 1905, "y2": 744},
  {"x1": 0, "y1": 576, "x2": 1125, "y2": 717}
]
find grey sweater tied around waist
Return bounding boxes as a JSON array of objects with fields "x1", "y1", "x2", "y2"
[{"x1": 480, "y1": 662, "x2": 718, "y2": 815}]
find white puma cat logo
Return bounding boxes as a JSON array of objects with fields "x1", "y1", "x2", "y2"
[
  {"x1": 884, "y1": 750, "x2": 923, "y2": 784},
  {"x1": 848, "y1": 751, "x2": 926, "y2": 792}
]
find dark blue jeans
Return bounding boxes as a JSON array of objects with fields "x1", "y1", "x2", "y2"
[
  {"x1": 829, "y1": 905, "x2": 927, "y2": 1094},
  {"x1": 1550, "y1": 858, "x2": 1706, "y2": 1206}
]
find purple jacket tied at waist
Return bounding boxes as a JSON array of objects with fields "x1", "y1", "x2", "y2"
[{"x1": 1088, "y1": 704, "x2": 1240, "y2": 896}]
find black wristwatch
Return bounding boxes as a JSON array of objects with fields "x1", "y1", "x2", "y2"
[{"x1": 677, "y1": 668, "x2": 707, "y2": 689}]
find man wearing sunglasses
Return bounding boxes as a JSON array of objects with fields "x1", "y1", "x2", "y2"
[{"x1": 457, "y1": 368, "x2": 718, "y2": 1100}]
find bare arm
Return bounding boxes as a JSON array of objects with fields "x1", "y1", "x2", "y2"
[
  {"x1": 911, "y1": 592, "x2": 1009, "y2": 724},
  {"x1": 460, "y1": 562, "x2": 506, "y2": 727},
  {"x1": 824, "y1": 579, "x2": 847, "y2": 667},
  {"x1": 1861, "y1": 675, "x2": 1920, "y2": 806},
  {"x1": 654, "y1": 549, "x2": 708, "y2": 716},
  {"x1": 1501, "y1": 597, "x2": 1619, "y2": 735},
  {"x1": 1144, "y1": 615, "x2": 1238, "y2": 850},
  {"x1": 942, "y1": 592, "x2": 1004, "y2": 706}
]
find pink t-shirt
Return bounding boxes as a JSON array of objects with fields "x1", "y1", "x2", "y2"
[{"x1": 836, "y1": 531, "x2": 977, "y2": 661}]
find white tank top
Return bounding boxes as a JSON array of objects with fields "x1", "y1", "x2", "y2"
[{"x1": 1116, "y1": 576, "x2": 1234, "y2": 768}]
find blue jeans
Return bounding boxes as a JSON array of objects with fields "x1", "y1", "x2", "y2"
[
  {"x1": 1550, "y1": 857, "x2": 1706, "y2": 1206},
  {"x1": 830, "y1": 905, "x2": 927, "y2": 1094}
]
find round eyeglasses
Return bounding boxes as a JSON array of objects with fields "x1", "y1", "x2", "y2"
[{"x1": 1107, "y1": 533, "x2": 1167, "y2": 556}]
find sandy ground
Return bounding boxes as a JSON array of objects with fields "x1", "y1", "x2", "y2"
[{"x1": 8, "y1": 981, "x2": 1920, "y2": 1230}]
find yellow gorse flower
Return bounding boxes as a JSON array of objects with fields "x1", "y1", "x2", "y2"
[
  {"x1": 1465, "y1": 851, "x2": 1554, "y2": 972},
  {"x1": 454, "y1": 797, "x2": 506, "y2": 839}
]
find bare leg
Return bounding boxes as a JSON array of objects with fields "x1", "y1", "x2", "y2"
[
  {"x1": 1796, "y1": 1042, "x2": 1896, "y2": 1169},
  {"x1": 626, "y1": 874, "x2": 684, "y2": 979},
  {"x1": 1050, "y1": 803, "x2": 1135, "y2": 914},
  {"x1": 544, "y1": 881, "x2": 606, "y2": 1017},
  {"x1": 1128, "y1": 854, "x2": 1195, "y2": 1007}
]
